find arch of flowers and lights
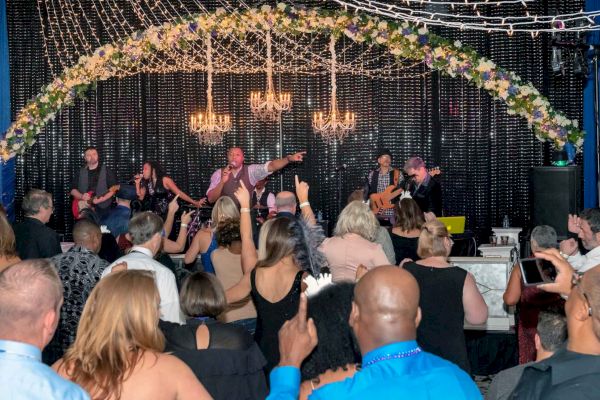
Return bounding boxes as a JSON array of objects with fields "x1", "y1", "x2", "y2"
[{"x1": 0, "y1": 3, "x2": 583, "y2": 161}]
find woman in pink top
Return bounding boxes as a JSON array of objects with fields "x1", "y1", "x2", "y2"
[{"x1": 321, "y1": 201, "x2": 389, "y2": 282}]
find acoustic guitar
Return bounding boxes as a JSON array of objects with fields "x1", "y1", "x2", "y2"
[
  {"x1": 72, "y1": 185, "x2": 120, "y2": 219},
  {"x1": 370, "y1": 168, "x2": 441, "y2": 214}
]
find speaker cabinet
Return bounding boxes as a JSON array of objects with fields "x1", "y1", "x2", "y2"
[{"x1": 530, "y1": 166, "x2": 581, "y2": 240}]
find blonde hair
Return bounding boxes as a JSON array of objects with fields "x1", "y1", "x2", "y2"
[
  {"x1": 60, "y1": 270, "x2": 164, "y2": 400},
  {"x1": 334, "y1": 200, "x2": 379, "y2": 241},
  {"x1": 212, "y1": 196, "x2": 240, "y2": 225},
  {"x1": 0, "y1": 212, "x2": 17, "y2": 259},
  {"x1": 417, "y1": 220, "x2": 450, "y2": 258}
]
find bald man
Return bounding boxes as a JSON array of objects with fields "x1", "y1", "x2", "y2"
[
  {"x1": 46, "y1": 220, "x2": 109, "y2": 363},
  {"x1": 267, "y1": 266, "x2": 481, "y2": 399},
  {"x1": 275, "y1": 191, "x2": 297, "y2": 218},
  {"x1": 206, "y1": 147, "x2": 306, "y2": 206},
  {"x1": 509, "y1": 250, "x2": 600, "y2": 399},
  {"x1": 0, "y1": 260, "x2": 89, "y2": 399}
]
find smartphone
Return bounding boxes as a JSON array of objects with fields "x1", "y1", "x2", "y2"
[{"x1": 519, "y1": 258, "x2": 557, "y2": 286}]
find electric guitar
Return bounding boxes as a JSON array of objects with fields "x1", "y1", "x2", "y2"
[
  {"x1": 370, "y1": 167, "x2": 441, "y2": 214},
  {"x1": 72, "y1": 185, "x2": 120, "y2": 219}
]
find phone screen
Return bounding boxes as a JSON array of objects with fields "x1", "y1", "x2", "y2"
[{"x1": 520, "y1": 258, "x2": 544, "y2": 285}]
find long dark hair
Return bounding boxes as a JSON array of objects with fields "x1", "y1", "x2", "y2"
[
  {"x1": 142, "y1": 161, "x2": 166, "y2": 190},
  {"x1": 394, "y1": 198, "x2": 425, "y2": 232}
]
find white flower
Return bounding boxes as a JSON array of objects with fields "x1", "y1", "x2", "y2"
[
  {"x1": 260, "y1": 4, "x2": 271, "y2": 13},
  {"x1": 573, "y1": 119, "x2": 579, "y2": 128},
  {"x1": 277, "y1": 3, "x2": 287, "y2": 11},
  {"x1": 12, "y1": 143, "x2": 20, "y2": 151},
  {"x1": 378, "y1": 21, "x2": 388, "y2": 31},
  {"x1": 454, "y1": 40, "x2": 462, "y2": 48},
  {"x1": 418, "y1": 27, "x2": 428, "y2": 35},
  {"x1": 406, "y1": 34, "x2": 418, "y2": 43}
]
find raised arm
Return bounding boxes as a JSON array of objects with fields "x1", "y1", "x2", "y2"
[
  {"x1": 235, "y1": 181, "x2": 258, "y2": 274},
  {"x1": 163, "y1": 210, "x2": 192, "y2": 254},
  {"x1": 295, "y1": 175, "x2": 316, "y2": 226},
  {"x1": 463, "y1": 272, "x2": 488, "y2": 325},
  {"x1": 163, "y1": 177, "x2": 205, "y2": 208},
  {"x1": 163, "y1": 195, "x2": 180, "y2": 237},
  {"x1": 267, "y1": 151, "x2": 306, "y2": 173}
]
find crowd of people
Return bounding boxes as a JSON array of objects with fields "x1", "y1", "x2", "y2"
[{"x1": 1, "y1": 146, "x2": 600, "y2": 399}]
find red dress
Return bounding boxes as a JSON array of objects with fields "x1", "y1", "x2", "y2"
[{"x1": 517, "y1": 283, "x2": 564, "y2": 363}]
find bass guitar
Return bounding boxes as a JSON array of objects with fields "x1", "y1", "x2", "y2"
[{"x1": 370, "y1": 167, "x2": 441, "y2": 214}]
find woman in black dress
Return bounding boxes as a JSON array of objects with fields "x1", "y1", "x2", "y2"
[
  {"x1": 403, "y1": 220, "x2": 488, "y2": 373},
  {"x1": 160, "y1": 272, "x2": 267, "y2": 400},
  {"x1": 391, "y1": 198, "x2": 424, "y2": 265},
  {"x1": 135, "y1": 161, "x2": 204, "y2": 217},
  {"x1": 225, "y1": 181, "x2": 326, "y2": 375}
]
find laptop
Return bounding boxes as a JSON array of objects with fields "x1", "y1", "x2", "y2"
[{"x1": 437, "y1": 216, "x2": 466, "y2": 235}]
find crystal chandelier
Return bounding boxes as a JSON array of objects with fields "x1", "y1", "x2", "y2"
[
  {"x1": 313, "y1": 35, "x2": 356, "y2": 143},
  {"x1": 190, "y1": 33, "x2": 231, "y2": 145},
  {"x1": 250, "y1": 30, "x2": 291, "y2": 122}
]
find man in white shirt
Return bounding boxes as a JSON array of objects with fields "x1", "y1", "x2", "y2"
[
  {"x1": 101, "y1": 212, "x2": 183, "y2": 323},
  {"x1": 560, "y1": 208, "x2": 600, "y2": 273}
]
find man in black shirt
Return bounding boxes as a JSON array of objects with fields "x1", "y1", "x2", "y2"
[
  {"x1": 13, "y1": 189, "x2": 62, "y2": 259},
  {"x1": 509, "y1": 249, "x2": 600, "y2": 399},
  {"x1": 70, "y1": 146, "x2": 117, "y2": 218},
  {"x1": 403, "y1": 157, "x2": 442, "y2": 216}
]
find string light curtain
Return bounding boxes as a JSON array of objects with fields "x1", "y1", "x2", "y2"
[{"x1": 7, "y1": 0, "x2": 583, "y2": 240}]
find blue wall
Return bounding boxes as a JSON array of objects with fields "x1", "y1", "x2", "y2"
[
  {"x1": 584, "y1": 0, "x2": 600, "y2": 208},
  {"x1": 0, "y1": 0, "x2": 15, "y2": 221}
]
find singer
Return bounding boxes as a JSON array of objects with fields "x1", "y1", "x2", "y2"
[
  {"x1": 135, "y1": 160, "x2": 205, "y2": 217},
  {"x1": 363, "y1": 148, "x2": 405, "y2": 226},
  {"x1": 206, "y1": 147, "x2": 306, "y2": 206}
]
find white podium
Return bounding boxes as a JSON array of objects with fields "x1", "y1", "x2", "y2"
[{"x1": 450, "y1": 256, "x2": 514, "y2": 331}]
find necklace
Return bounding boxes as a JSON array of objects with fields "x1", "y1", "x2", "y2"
[{"x1": 363, "y1": 347, "x2": 422, "y2": 367}]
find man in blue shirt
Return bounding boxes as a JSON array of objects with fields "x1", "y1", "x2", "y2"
[
  {"x1": 267, "y1": 266, "x2": 481, "y2": 399},
  {"x1": 0, "y1": 259, "x2": 90, "y2": 399},
  {"x1": 101, "y1": 184, "x2": 137, "y2": 237}
]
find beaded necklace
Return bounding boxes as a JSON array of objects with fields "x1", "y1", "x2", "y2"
[{"x1": 363, "y1": 346, "x2": 422, "y2": 367}]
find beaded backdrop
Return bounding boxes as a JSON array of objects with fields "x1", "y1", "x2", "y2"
[{"x1": 7, "y1": 0, "x2": 583, "y2": 239}]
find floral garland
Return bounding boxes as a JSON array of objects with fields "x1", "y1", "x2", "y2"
[{"x1": 0, "y1": 3, "x2": 584, "y2": 161}]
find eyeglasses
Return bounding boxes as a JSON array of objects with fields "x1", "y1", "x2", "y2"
[{"x1": 573, "y1": 275, "x2": 593, "y2": 317}]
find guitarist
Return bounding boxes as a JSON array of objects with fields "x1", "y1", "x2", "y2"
[
  {"x1": 70, "y1": 146, "x2": 117, "y2": 219},
  {"x1": 403, "y1": 157, "x2": 442, "y2": 216},
  {"x1": 363, "y1": 149, "x2": 405, "y2": 226}
]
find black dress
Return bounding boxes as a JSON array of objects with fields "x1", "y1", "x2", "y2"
[
  {"x1": 141, "y1": 178, "x2": 174, "y2": 218},
  {"x1": 403, "y1": 262, "x2": 470, "y2": 373},
  {"x1": 251, "y1": 269, "x2": 304, "y2": 375},
  {"x1": 160, "y1": 318, "x2": 267, "y2": 400},
  {"x1": 390, "y1": 233, "x2": 419, "y2": 263}
]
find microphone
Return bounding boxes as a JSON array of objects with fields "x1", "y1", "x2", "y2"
[{"x1": 335, "y1": 164, "x2": 348, "y2": 171}]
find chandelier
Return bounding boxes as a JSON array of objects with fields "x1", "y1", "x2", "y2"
[
  {"x1": 250, "y1": 30, "x2": 291, "y2": 122},
  {"x1": 313, "y1": 35, "x2": 356, "y2": 143},
  {"x1": 190, "y1": 33, "x2": 231, "y2": 145}
]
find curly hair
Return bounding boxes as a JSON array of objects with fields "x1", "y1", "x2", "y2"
[
  {"x1": 301, "y1": 282, "x2": 361, "y2": 380},
  {"x1": 215, "y1": 218, "x2": 241, "y2": 247}
]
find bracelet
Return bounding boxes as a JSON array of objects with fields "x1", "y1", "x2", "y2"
[
  {"x1": 180, "y1": 223, "x2": 189, "y2": 229},
  {"x1": 240, "y1": 208, "x2": 251, "y2": 213},
  {"x1": 286, "y1": 155, "x2": 293, "y2": 162},
  {"x1": 299, "y1": 201, "x2": 310, "y2": 209}
]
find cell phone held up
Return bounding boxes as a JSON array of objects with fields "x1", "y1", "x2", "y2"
[{"x1": 519, "y1": 257, "x2": 557, "y2": 286}]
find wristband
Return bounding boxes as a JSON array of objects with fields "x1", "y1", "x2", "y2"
[
  {"x1": 240, "y1": 208, "x2": 251, "y2": 213},
  {"x1": 180, "y1": 223, "x2": 189, "y2": 229},
  {"x1": 299, "y1": 201, "x2": 310, "y2": 209}
]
